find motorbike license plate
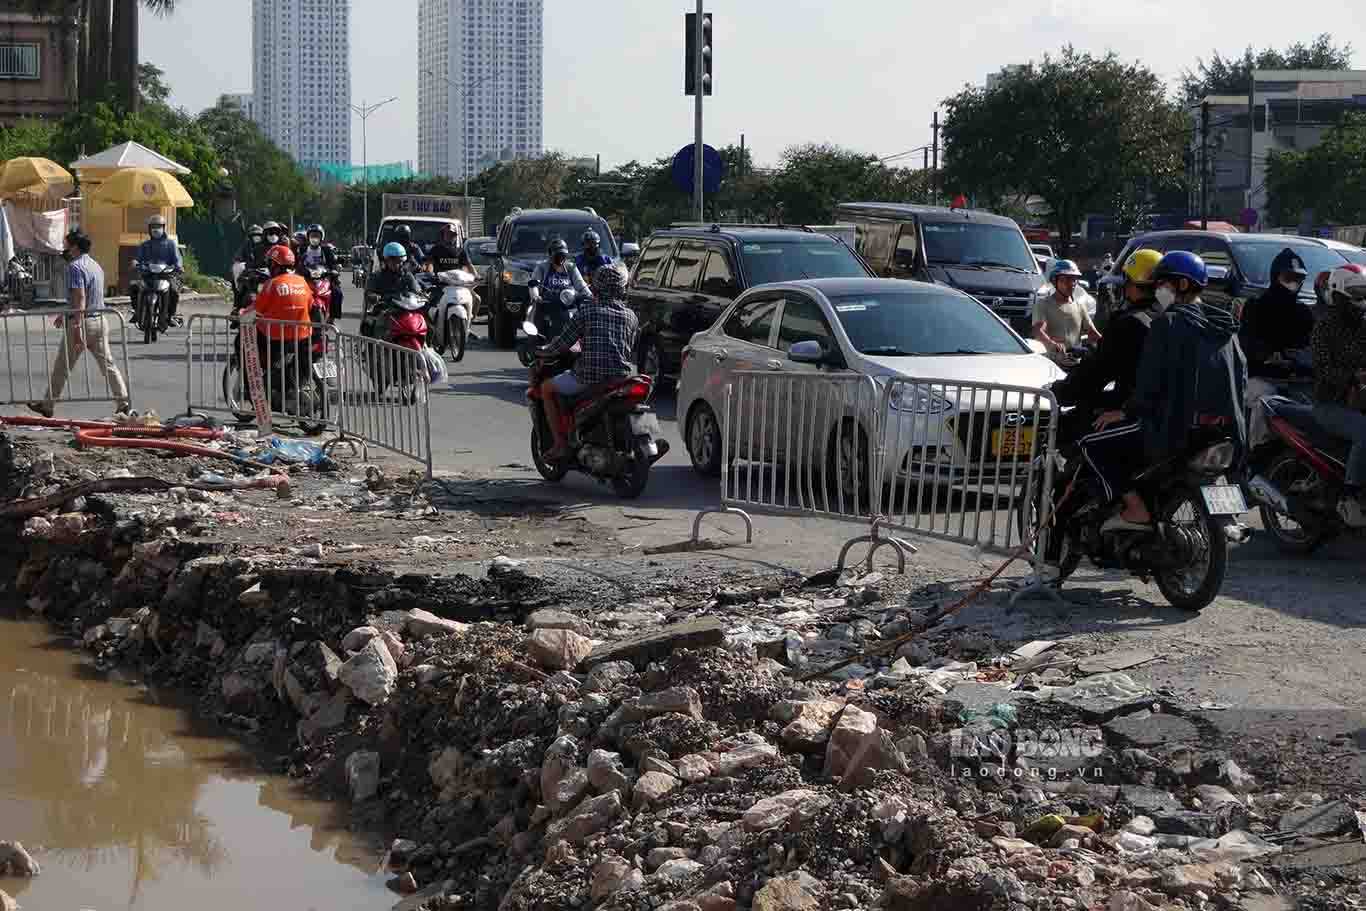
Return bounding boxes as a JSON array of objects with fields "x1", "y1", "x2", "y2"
[
  {"x1": 1200, "y1": 484, "x2": 1247, "y2": 515},
  {"x1": 992, "y1": 428, "x2": 1035, "y2": 457},
  {"x1": 629, "y1": 412, "x2": 662, "y2": 438},
  {"x1": 313, "y1": 359, "x2": 338, "y2": 380}
]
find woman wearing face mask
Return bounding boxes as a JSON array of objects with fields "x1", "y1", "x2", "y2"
[{"x1": 129, "y1": 214, "x2": 184, "y2": 329}]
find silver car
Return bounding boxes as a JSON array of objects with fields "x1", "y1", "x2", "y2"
[{"x1": 677, "y1": 277, "x2": 1064, "y2": 487}]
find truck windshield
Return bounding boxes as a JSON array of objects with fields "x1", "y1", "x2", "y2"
[
  {"x1": 377, "y1": 221, "x2": 446, "y2": 254},
  {"x1": 922, "y1": 221, "x2": 1038, "y2": 272},
  {"x1": 507, "y1": 222, "x2": 618, "y2": 257}
]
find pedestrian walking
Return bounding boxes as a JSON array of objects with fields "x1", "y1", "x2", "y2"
[{"x1": 28, "y1": 229, "x2": 131, "y2": 418}]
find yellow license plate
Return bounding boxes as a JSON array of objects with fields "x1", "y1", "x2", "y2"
[{"x1": 992, "y1": 428, "x2": 1035, "y2": 457}]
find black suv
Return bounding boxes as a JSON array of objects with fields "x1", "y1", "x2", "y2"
[
  {"x1": 1096, "y1": 230, "x2": 1361, "y2": 328},
  {"x1": 627, "y1": 225, "x2": 873, "y2": 381},
  {"x1": 479, "y1": 208, "x2": 618, "y2": 349}
]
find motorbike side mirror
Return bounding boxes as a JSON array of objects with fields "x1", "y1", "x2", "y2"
[
  {"x1": 559, "y1": 289, "x2": 577, "y2": 305},
  {"x1": 621, "y1": 242, "x2": 640, "y2": 262},
  {"x1": 521, "y1": 321, "x2": 539, "y2": 337}
]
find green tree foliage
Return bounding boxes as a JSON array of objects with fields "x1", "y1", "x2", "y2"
[
  {"x1": 1180, "y1": 35, "x2": 1352, "y2": 105},
  {"x1": 1265, "y1": 113, "x2": 1366, "y2": 225},
  {"x1": 194, "y1": 100, "x2": 316, "y2": 227},
  {"x1": 0, "y1": 119, "x2": 60, "y2": 163},
  {"x1": 941, "y1": 48, "x2": 1186, "y2": 252}
]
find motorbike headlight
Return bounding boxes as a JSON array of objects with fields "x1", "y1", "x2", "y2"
[
  {"x1": 1188, "y1": 440, "x2": 1235, "y2": 472},
  {"x1": 887, "y1": 383, "x2": 954, "y2": 414},
  {"x1": 502, "y1": 267, "x2": 530, "y2": 285}
]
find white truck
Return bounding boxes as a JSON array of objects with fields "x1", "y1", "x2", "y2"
[{"x1": 374, "y1": 194, "x2": 485, "y2": 267}]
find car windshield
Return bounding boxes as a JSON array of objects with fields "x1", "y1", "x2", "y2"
[
  {"x1": 464, "y1": 240, "x2": 496, "y2": 266},
  {"x1": 922, "y1": 221, "x2": 1038, "y2": 272},
  {"x1": 828, "y1": 289, "x2": 1028, "y2": 356},
  {"x1": 1229, "y1": 239, "x2": 1348, "y2": 285},
  {"x1": 377, "y1": 221, "x2": 445, "y2": 254},
  {"x1": 507, "y1": 222, "x2": 617, "y2": 257},
  {"x1": 739, "y1": 240, "x2": 868, "y2": 284}
]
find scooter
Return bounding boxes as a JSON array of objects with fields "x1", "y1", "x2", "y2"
[
  {"x1": 523, "y1": 321, "x2": 667, "y2": 499},
  {"x1": 428, "y1": 268, "x2": 478, "y2": 363},
  {"x1": 4, "y1": 253, "x2": 34, "y2": 307},
  {"x1": 133, "y1": 260, "x2": 178, "y2": 343},
  {"x1": 303, "y1": 265, "x2": 341, "y2": 324},
  {"x1": 1245, "y1": 395, "x2": 1362, "y2": 555},
  {"x1": 517, "y1": 283, "x2": 584, "y2": 367},
  {"x1": 222, "y1": 293, "x2": 333, "y2": 435},
  {"x1": 361, "y1": 292, "x2": 429, "y2": 404}
]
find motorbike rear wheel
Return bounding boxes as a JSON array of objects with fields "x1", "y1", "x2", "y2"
[
  {"x1": 222, "y1": 358, "x2": 256, "y2": 424},
  {"x1": 612, "y1": 446, "x2": 652, "y2": 499},
  {"x1": 1014, "y1": 465, "x2": 1080, "y2": 584},
  {"x1": 1258, "y1": 451, "x2": 1330, "y2": 555},
  {"x1": 1153, "y1": 487, "x2": 1227, "y2": 612}
]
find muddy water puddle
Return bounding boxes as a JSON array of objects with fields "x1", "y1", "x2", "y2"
[{"x1": 1, "y1": 615, "x2": 393, "y2": 910}]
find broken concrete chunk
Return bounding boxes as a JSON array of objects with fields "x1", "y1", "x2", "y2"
[
  {"x1": 528, "y1": 628, "x2": 594, "y2": 671},
  {"x1": 0, "y1": 841, "x2": 41, "y2": 876},
  {"x1": 338, "y1": 638, "x2": 398, "y2": 706},
  {"x1": 621, "y1": 686, "x2": 703, "y2": 722},
  {"x1": 526, "y1": 607, "x2": 591, "y2": 637},
  {"x1": 582, "y1": 618, "x2": 725, "y2": 669},
  {"x1": 545, "y1": 791, "x2": 623, "y2": 849},
  {"x1": 718, "y1": 742, "x2": 780, "y2": 776},
  {"x1": 779, "y1": 698, "x2": 846, "y2": 752},
  {"x1": 633, "y1": 771, "x2": 680, "y2": 809},
  {"x1": 342, "y1": 625, "x2": 380, "y2": 652},
  {"x1": 406, "y1": 608, "x2": 469, "y2": 639},
  {"x1": 743, "y1": 788, "x2": 827, "y2": 833}
]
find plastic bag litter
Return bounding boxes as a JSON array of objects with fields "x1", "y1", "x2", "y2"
[
  {"x1": 423, "y1": 346, "x2": 447, "y2": 385},
  {"x1": 1021, "y1": 671, "x2": 1147, "y2": 703},
  {"x1": 230, "y1": 436, "x2": 335, "y2": 469}
]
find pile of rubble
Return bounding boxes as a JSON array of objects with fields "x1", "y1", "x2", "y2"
[{"x1": 4, "y1": 430, "x2": 1366, "y2": 911}]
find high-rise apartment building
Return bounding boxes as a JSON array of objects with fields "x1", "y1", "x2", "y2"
[
  {"x1": 219, "y1": 92, "x2": 256, "y2": 123},
  {"x1": 418, "y1": 0, "x2": 543, "y2": 182},
  {"x1": 252, "y1": 0, "x2": 351, "y2": 167}
]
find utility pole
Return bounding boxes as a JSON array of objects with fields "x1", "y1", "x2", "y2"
[
  {"x1": 350, "y1": 97, "x2": 398, "y2": 247},
  {"x1": 1200, "y1": 100, "x2": 1210, "y2": 230},
  {"x1": 1246, "y1": 76, "x2": 1256, "y2": 217},
  {"x1": 931, "y1": 111, "x2": 940, "y2": 206},
  {"x1": 693, "y1": 0, "x2": 705, "y2": 222}
]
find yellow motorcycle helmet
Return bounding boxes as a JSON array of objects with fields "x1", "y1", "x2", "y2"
[{"x1": 1122, "y1": 248, "x2": 1162, "y2": 285}]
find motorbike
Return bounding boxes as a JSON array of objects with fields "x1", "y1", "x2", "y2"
[
  {"x1": 133, "y1": 261, "x2": 178, "y2": 343},
  {"x1": 303, "y1": 265, "x2": 341, "y2": 324},
  {"x1": 426, "y1": 268, "x2": 478, "y2": 363},
  {"x1": 1019, "y1": 430, "x2": 1248, "y2": 611},
  {"x1": 221, "y1": 285, "x2": 333, "y2": 435},
  {"x1": 523, "y1": 321, "x2": 668, "y2": 499},
  {"x1": 518, "y1": 282, "x2": 584, "y2": 368},
  {"x1": 361, "y1": 292, "x2": 429, "y2": 404},
  {"x1": 4, "y1": 253, "x2": 35, "y2": 307},
  {"x1": 1245, "y1": 396, "x2": 1361, "y2": 554}
]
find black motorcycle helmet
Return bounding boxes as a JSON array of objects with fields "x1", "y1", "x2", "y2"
[
  {"x1": 395, "y1": 224, "x2": 413, "y2": 243},
  {"x1": 548, "y1": 238, "x2": 569, "y2": 264}
]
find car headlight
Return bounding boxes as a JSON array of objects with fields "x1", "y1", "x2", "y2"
[
  {"x1": 502, "y1": 268, "x2": 530, "y2": 285},
  {"x1": 887, "y1": 383, "x2": 954, "y2": 414}
]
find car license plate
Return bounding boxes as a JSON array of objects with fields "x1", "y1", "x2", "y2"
[
  {"x1": 629, "y1": 412, "x2": 662, "y2": 438},
  {"x1": 992, "y1": 428, "x2": 1035, "y2": 457},
  {"x1": 1201, "y1": 484, "x2": 1247, "y2": 515},
  {"x1": 313, "y1": 359, "x2": 338, "y2": 380}
]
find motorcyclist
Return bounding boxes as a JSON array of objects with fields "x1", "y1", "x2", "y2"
[
  {"x1": 423, "y1": 221, "x2": 475, "y2": 312},
  {"x1": 392, "y1": 224, "x2": 425, "y2": 271},
  {"x1": 1311, "y1": 264, "x2": 1366, "y2": 527},
  {"x1": 292, "y1": 230, "x2": 308, "y2": 258},
  {"x1": 1086, "y1": 251, "x2": 1248, "y2": 532},
  {"x1": 1051, "y1": 248, "x2": 1162, "y2": 441},
  {"x1": 235, "y1": 224, "x2": 267, "y2": 270},
  {"x1": 261, "y1": 221, "x2": 287, "y2": 251},
  {"x1": 1099, "y1": 253, "x2": 1115, "y2": 274},
  {"x1": 1033, "y1": 258, "x2": 1101, "y2": 362},
  {"x1": 537, "y1": 263, "x2": 639, "y2": 461},
  {"x1": 248, "y1": 244, "x2": 314, "y2": 367},
  {"x1": 532, "y1": 238, "x2": 592, "y2": 305},
  {"x1": 365, "y1": 242, "x2": 424, "y2": 310},
  {"x1": 130, "y1": 214, "x2": 184, "y2": 329},
  {"x1": 575, "y1": 229, "x2": 613, "y2": 276},
  {"x1": 297, "y1": 224, "x2": 344, "y2": 322},
  {"x1": 1240, "y1": 247, "x2": 1315, "y2": 447}
]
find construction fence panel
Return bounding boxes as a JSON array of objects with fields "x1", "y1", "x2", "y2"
[
  {"x1": 332, "y1": 331, "x2": 433, "y2": 476},
  {"x1": 0, "y1": 308, "x2": 134, "y2": 409}
]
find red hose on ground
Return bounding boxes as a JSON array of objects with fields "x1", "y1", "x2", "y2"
[{"x1": 1, "y1": 414, "x2": 283, "y2": 474}]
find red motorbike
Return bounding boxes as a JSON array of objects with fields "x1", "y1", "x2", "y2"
[
  {"x1": 524, "y1": 324, "x2": 667, "y2": 499},
  {"x1": 1246, "y1": 396, "x2": 1360, "y2": 553},
  {"x1": 360, "y1": 292, "x2": 429, "y2": 403},
  {"x1": 304, "y1": 266, "x2": 341, "y2": 323}
]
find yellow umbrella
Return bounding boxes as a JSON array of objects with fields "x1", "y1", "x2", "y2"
[
  {"x1": 89, "y1": 167, "x2": 194, "y2": 208},
  {"x1": 0, "y1": 157, "x2": 74, "y2": 200}
]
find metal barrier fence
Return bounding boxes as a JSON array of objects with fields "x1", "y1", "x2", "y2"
[
  {"x1": 183, "y1": 313, "x2": 433, "y2": 475},
  {"x1": 693, "y1": 371, "x2": 1062, "y2": 599},
  {"x1": 0, "y1": 308, "x2": 134, "y2": 410}
]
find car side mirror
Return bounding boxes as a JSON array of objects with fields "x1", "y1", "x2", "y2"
[
  {"x1": 621, "y1": 242, "x2": 640, "y2": 262},
  {"x1": 1026, "y1": 339, "x2": 1048, "y2": 356},
  {"x1": 479, "y1": 243, "x2": 498, "y2": 256},
  {"x1": 1205, "y1": 264, "x2": 1237, "y2": 295},
  {"x1": 788, "y1": 340, "x2": 826, "y2": 364}
]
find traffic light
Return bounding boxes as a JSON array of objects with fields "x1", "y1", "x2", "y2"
[{"x1": 685, "y1": 12, "x2": 712, "y2": 96}]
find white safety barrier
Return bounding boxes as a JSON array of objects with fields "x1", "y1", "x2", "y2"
[
  {"x1": 0, "y1": 308, "x2": 135, "y2": 410},
  {"x1": 184, "y1": 314, "x2": 433, "y2": 475},
  {"x1": 693, "y1": 371, "x2": 1063, "y2": 598}
]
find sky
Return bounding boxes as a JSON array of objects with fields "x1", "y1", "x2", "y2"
[{"x1": 141, "y1": 0, "x2": 1366, "y2": 172}]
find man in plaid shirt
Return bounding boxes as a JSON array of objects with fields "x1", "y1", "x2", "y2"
[{"x1": 539, "y1": 263, "x2": 639, "y2": 460}]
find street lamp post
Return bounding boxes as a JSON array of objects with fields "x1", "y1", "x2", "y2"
[
  {"x1": 350, "y1": 97, "x2": 399, "y2": 247},
  {"x1": 424, "y1": 67, "x2": 505, "y2": 231}
]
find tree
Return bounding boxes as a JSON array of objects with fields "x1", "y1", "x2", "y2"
[
  {"x1": 0, "y1": 119, "x2": 60, "y2": 163},
  {"x1": 1180, "y1": 35, "x2": 1352, "y2": 105},
  {"x1": 194, "y1": 100, "x2": 316, "y2": 228},
  {"x1": 1265, "y1": 112, "x2": 1366, "y2": 225},
  {"x1": 22, "y1": 0, "x2": 175, "y2": 111},
  {"x1": 138, "y1": 62, "x2": 172, "y2": 106},
  {"x1": 941, "y1": 48, "x2": 1187, "y2": 253}
]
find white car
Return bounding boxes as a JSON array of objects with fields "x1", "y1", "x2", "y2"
[{"x1": 678, "y1": 277, "x2": 1064, "y2": 487}]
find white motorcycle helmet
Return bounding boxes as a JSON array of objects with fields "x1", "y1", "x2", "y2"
[
  {"x1": 394, "y1": 292, "x2": 426, "y2": 312},
  {"x1": 1328, "y1": 263, "x2": 1366, "y2": 311}
]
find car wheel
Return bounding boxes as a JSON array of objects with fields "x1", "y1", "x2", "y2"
[
  {"x1": 687, "y1": 402, "x2": 724, "y2": 478},
  {"x1": 824, "y1": 420, "x2": 872, "y2": 516}
]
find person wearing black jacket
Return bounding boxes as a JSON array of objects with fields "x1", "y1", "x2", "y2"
[
  {"x1": 423, "y1": 221, "x2": 475, "y2": 316},
  {"x1": 1240, "y1": 247, "x2": 1314, "y2": 446},
  {"x1": 1051, "y1": 248, "x2": 1161, "y2": 442},
  {"x1": 232, "y1": 224, "x2": 268, "y2": 310},
  {"x1": 1084, "y1": 251, "x2": 1248, "y2": 532},
  {"x1": 297, "y1": 224, "x2": 344, "y2": 321}
]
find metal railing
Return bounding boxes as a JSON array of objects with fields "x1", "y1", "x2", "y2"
[
  {"x1": 693, "y1": 371, "x2": 1064, "y2": 596},
  {"x1": 184, "y1": 313, "x2": 340, "y2": 435},
  {"x1": 0, "y1": 308, "x2": 134, "y2": 409},
  {"x1": 332, "y1": 331, "x2": 433, "y2": 475}
]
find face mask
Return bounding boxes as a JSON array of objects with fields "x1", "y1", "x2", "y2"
[
  {"x1": 553, "y1": 254, "x2": 567, "y2": 266},
  {"x1": 150, "y1": 228, "x2": 164, "y2": 238},
  {"x1": 1281, "y1": 279, "x2": 1302, "y2": 293},
  {"x1": 251, "y1": 235, "x2": 263, "y2": 244},
  {"x1": 309, "y1": 237, "x2": 321, "y2": 247},
  {"x1": 1154, "y1": 286, "x2": 1177, "y2": 312},
  {"x1": 265, "y1": 234, "x2": 279, "y2": 245}
]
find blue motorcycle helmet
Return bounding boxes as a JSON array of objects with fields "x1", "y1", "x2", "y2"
[{"x1": 1151, "y1": 250, "x2": 1208, "y2": 289}]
